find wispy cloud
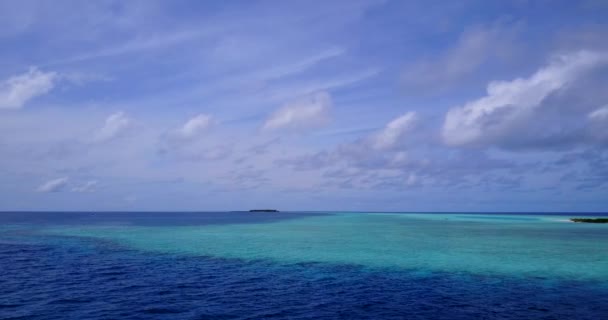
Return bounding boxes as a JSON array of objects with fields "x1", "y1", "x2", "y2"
[
  {"x1": 71, "y1": 180, "x2": 98, "y2": 192},
  {"x1": 36, "y1": 177, "x2": 68, "y2": 193},
  {"x1": 0, "y1": 67, "x2": 57, "y2": 109},
  {"x1": 371, "y1": 112, "x2": 417, "y2": 150},
  {"x1": 588, "y1": 105, "x2": 608, "y2": 121},
  {"x1": 402, "y1": 22, "x2": 521, "y2": 92},
  {"x1": 92, "y1": 112, "x2": 132, "y2": 143},
  {"x1": 51, "y1": 30, "x2": 206, "y2": 65},
  {"x1": 260, "y1": 47, "x2": 346, "y2": 81},
  {"x1": 263, "y1": 92, "x2": 332, "y2": 131},
  {"x1": 174, "y1": 114, "x2": 214, "y2": 139}
]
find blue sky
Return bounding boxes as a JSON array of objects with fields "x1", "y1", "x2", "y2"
[{"x1": 1, "y1": 0, "x2": 607, "y2": 212}]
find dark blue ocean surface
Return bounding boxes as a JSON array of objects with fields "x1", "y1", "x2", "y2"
[{"x1": 1, "y1": 212, "x2": 607, "y2": 319}]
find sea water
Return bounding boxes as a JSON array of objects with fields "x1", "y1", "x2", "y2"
[{"x1": 1, "y1": 211, "x2": 607, "y2": 319}]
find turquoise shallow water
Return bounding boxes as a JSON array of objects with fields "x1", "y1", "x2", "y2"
[{"x1": 42, "y1": 212, "x2": 608, "y2": 281}]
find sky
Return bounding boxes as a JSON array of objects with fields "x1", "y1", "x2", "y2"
[{"x1": 1, "y1": 0, "x2": 607, "y2": 212}]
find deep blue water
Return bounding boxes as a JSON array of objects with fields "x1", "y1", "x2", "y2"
[{"x1": 1, "y1": 212, "x2": 607, "y2": 319}]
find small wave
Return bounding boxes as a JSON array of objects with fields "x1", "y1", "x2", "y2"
[
  {"x1": 140, "y1": 307, "x2": 183, "y2": 314},
  {"x1": 47, "y1": 298, "x2": 93, "y2": 305}
]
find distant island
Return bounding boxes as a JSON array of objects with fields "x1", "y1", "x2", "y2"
[
  {"x1": 570, "y1": 218, "x2": 608, "y2": 223},
  {"x1": 249, "y1": 209, "x2": 280, "y2": 212}
]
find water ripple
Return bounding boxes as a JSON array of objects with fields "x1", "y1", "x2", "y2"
[{"x1": 1, "y1": 231, "x2": 608, "y2": 319}]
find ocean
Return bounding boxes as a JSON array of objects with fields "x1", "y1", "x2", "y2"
[{"x1": 1, "y1": 211, "x2": 607, "y2": 319}]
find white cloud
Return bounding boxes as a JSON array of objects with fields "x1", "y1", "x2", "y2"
[
  {"x1": 263, "y1": 91, "x2": 332, "y2": 131},
  {"x1": 36, "y1": 177, "x2": 68, "y2": 193},
  {"x1": 176, "y1": 114, "x2": 213, "y2": 139},
  {"x1": 72, "y1": 180, "x2": 98, "y2": 192},
  {"x1": 442, "y1": 50, "x2": 608, "y2": 147},
  {"x1": 0, "y1": 67, "x2": 57, "y2": 109},
  {"x1": 371, "y1": 112, "x2": 417, "y2": 150},
  {"x1": 92, "y1": 111, "x2": 131, "y2": 143}
]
